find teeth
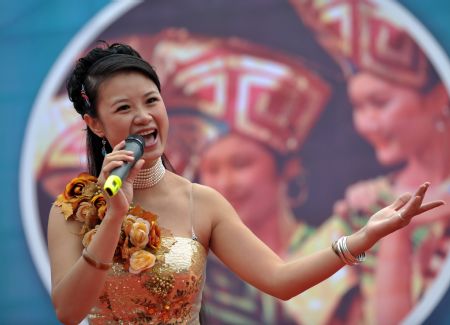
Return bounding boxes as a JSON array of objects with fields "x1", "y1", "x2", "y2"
[{"x1": 137, "y1": 130, "x2": 155, "y2": 136}]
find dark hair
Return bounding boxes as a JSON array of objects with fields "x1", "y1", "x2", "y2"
[{"x1": 67, "y1": 42, "x2": 173, "y2": 176}]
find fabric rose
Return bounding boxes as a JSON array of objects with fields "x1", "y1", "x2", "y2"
[
  {"x1": 63, "y1": 173, "x2": 98, "y2": 200},
  {"x1": 56, "y1": 174, "x2": 163, "y2": 275},
  {"x1": 120, "y1": 237, "x2": 140, "y2": 260},
  {"x1": 123, "y1": 215, "x2": 137, "y2": 236},
  {"x1": 129, "y1": 250, "x2": 156, "y2": 274},
  {"x1": 129, "y1": 218, "x2": 150, "y2": 249},
  {"x1": 75, "y1": 201, "x2": 97, "y2": 225},
  {"x1": 82, "y1": 226, "x2": 99, "y2": 247},
  {"x1": 91, "y1": 193, "x2": 107, "y2": 220},
  {"x1": 54, "y1": 173, "x2": 99, "y2": 219},
  {"x1": 149, "y1": 220, "x2": 161, "y2": 250}
]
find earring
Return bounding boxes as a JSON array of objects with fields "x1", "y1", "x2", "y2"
[{"x1": 101, "y1": 138, "x2": 107, "y2": 156}]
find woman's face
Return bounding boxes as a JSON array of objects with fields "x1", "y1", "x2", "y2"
[
  {"x1": 348, "y1": 72, "x2": 434, "y2": 165},
  {"x1": 199, "y1": 133, "x2": 282, "y2": 226},
  {"x1": 90, "y1": 71, "x2": 169, "y2": 167}
]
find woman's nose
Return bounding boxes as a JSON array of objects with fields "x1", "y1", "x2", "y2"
[{"x1": 134, "y1": 108, "x2": 153, "y2": 124}]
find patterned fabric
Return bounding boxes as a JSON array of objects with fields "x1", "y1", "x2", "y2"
[
  {"x1": 120, "y1": 29, "x2": 330, "y2": 176},
  {"x1": 155, "y1": 29, "x2": 330, "y2": 155},
  {"x1": 289, "y1": 0, "x2": 434, "y2": 90},
  {"x1": 88, "y1": 236, "x2": 207, "y2": 324},
  {"x1": 283, "y1": 217, "x2": 359, "y2": 325},
  {"x1": 203, "y1": 223, "x2": 313, "y2": 325},
  {"x1": 55, "y1": 175, "x2": 208, "y2": 324},
  {"x1": 284, "y1": 176, "x2": 450, "y2": 325}
]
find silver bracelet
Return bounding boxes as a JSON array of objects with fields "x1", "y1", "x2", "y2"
[{"x1": 332, "y1": 236, "x2": 365, "y2": 265}]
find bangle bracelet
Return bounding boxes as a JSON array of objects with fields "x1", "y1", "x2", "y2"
[
  {"x1": 82, "y1": 247, "x2": 112, "y2": 270},
  {"x1": 331, "y1": 236, "x2": 365, "y2": 265}
]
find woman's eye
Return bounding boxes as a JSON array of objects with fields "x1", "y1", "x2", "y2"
[
  {"x1": 146, "y1": 97, "x2": 158, "y2": 104},
  {"x1": 116, "y1": 105, "x2": 129, "y2": 112}
]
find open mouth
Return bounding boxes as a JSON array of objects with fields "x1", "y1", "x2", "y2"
[{"x1": 137, "y1": 129, "x2": 158, "y2": 147}]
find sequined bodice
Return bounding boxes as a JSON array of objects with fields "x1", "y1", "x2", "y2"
[{"x1": 88, "y1": 235, "x2": 207, "y2": 324}]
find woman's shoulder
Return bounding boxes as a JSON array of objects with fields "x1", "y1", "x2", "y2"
[
  {"x1": 192, "y1": 182, "x2": 229, "y2": 206},
  {"x1": 166, "y1": 171, "x2": 226, "y2": 201}
]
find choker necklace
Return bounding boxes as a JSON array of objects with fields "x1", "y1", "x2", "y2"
[{"x1": 133, "y1": 157, "x2": 166, "y2": 189}]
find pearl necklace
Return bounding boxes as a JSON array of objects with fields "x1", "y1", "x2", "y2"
[{"x1": 133, "y1": 157, "x2": 166, "y2": 189}]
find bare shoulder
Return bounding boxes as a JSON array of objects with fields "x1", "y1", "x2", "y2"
[
  {"x1": 48, "y1": 203, "x2": 83, "y2": 235},
  {"x1": 191, "y1": 183, "x2": 237, "y2": 223},
  {"x1": 192, "y1": 183, "x2": 227, "y2": 205},
  {"x1": 165, "y1": 171, "x2": 223, "y2": 200}
]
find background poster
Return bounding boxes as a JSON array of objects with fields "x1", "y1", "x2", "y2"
[{"x1": 1, "y1": 0, "x2": 450, "y2": 324}]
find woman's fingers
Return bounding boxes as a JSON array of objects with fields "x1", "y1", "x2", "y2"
[
  {"x1": 112, "y1": 140, "x2": 126, "y2": 151},
  {"x1": 412, "y1": 182, "x2": 430, "y2": 206},
  {"x1": 390, "y1": 183, "x2": 444, "y2": 224},
  {"x1": 103, "y1": 152, "x2": 135, "y2": 165},
  {"x1": 127, "y1": 159, "x2": 145, "y2": 183},
  {"x1": 97, "y1": 141, "x2": 136, "y2": 185},
  {"x1": 398, "y1": 196, "x2": 422, "y2": 222},
  {"x1": 415, "y1": 200, "x2": 445, "y2": 215},
  {"x1": 390, "y1": 193, "x2": 412, "y2": 210},
  {"x1": 392, "y1": 182, "x2": 430, "y2": 214},
  {"x1": 102, "y1": 140, "x2": 136, "y2": 173}
]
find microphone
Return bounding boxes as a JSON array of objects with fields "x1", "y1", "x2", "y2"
[{"x1": 103, "y1": 134, "x2": 145, "y2": 197}]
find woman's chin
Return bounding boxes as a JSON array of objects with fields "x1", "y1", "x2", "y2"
[
  {"x1": 142, "y1": 150, "x2": 164, "y2": 166},
  {"x1": 376, "y1": 150, "x2": 403, "y2": 167}
]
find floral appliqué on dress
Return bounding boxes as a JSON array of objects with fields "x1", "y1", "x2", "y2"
[{"x1": 54, "y1": 173, "x2": 207, "y2": 324}]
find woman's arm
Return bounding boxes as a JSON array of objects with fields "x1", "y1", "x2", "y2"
[
  {"x1": 48, "y1": 146, "x2": 143, "y2": 324},
  {"x1": 48, "y1": 205, "x2": 123, "y2": 324},
  {"x1": 202, "y1": 183, "x2": 443, "y2": 300}
]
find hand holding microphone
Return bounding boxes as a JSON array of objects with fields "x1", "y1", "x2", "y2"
[{"x1": 104, "y1": 134, "x2": 145, "y2": 197}]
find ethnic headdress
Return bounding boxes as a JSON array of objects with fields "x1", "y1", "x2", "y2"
[
  {"x1": 133, "y1": 29, "x2": 331, "y2": 176},
  {"x1": 289, "y1": 0, "x2": 438, "y2": 90}
]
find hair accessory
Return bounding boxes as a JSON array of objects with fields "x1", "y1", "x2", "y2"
[
  {"x1": 331, "y1": 236, "x2": 365, "y2": 265},
  {"x1": 81, "y1": 84, "x2": 91, "y2": 107},
  {"x1": 82, "y1": 247, "x2": 112, "y2": 270},
  {"x1": 101, "y1": 138, "x2": 107, "y2": 156},
  {"x1": 133, "y1": 156, "x2": 166, "y2": 189}
]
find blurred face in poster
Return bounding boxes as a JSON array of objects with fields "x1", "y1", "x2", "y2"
[
  {"x1": 284, "y1": 1, "x2": 450, "y2": 324},
  {"x1": 199, "y1": 133, "x2": 282, "y2": 228},
  {"x1": 348, "y1": 71, "x2": 445, "y2": 166}
]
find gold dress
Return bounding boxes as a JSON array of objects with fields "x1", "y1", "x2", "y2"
[
  {"x1": 55, "y1": 174, "x2": 207, "y2": 324},
  {"x1": 88, "y1": 184, "x2": 207, "y2": 324},
  {"x1": 88, "y1": 235, "x2": 207, "y2": 324}
]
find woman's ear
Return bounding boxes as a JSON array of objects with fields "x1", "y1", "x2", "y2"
[{"x1": 83, "y1": 114, "x2": 105, "y2": 138}]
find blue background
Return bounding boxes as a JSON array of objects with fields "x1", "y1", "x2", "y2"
[{"x1": 1, "y1": 1, "x2": 449, "y2": 323}]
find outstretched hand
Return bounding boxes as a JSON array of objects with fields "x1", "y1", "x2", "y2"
[{"x1": 361, "y1": 183, "x2": 445, "y2": 250}]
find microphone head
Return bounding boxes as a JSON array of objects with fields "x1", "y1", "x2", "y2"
[{"x1": 126, "y1": 134, "x2": 145, "y2": 156}]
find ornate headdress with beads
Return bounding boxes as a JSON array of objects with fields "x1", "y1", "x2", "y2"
[
  {"x1": 289, "y1": 0, "x2": 438, "y2": 91},
  {"x1": 130, "y1": 29, "x2": 330, "y2": 176}
]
